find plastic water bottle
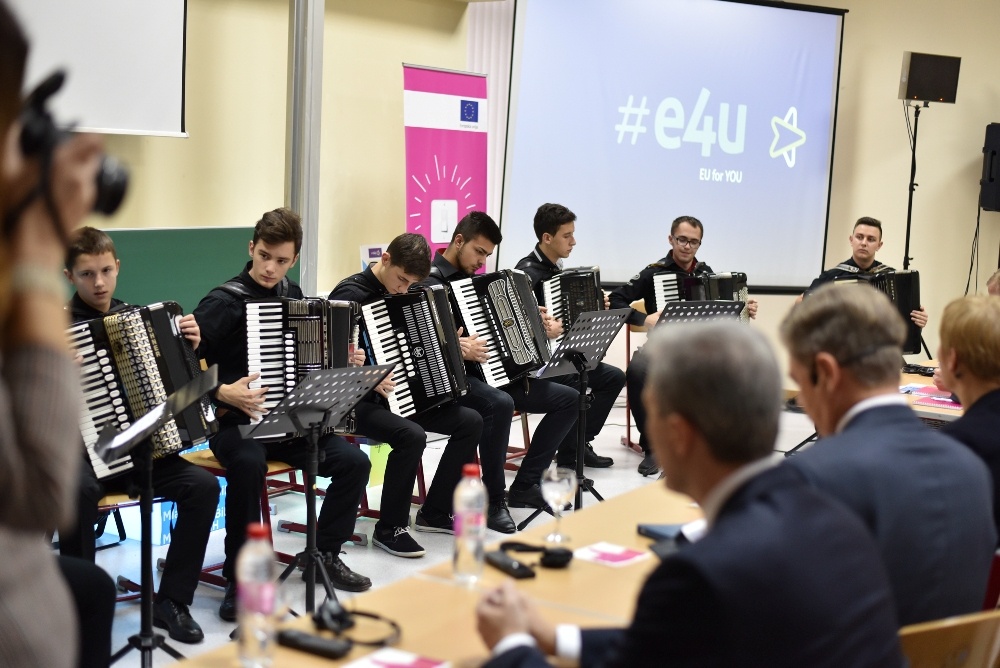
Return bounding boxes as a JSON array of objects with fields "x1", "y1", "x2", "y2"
[
  {"x1": 453, "y1": 463, "x2": 487, "y2": 586},
  {"x1": 237, "y1": 523, "x2": 277, "y2": 668}
]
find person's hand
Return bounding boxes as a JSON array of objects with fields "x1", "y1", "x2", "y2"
[
  {"x1": 457, "y1": 327, "x2": 489, "y2": 363},
  {"x1": 476, "y1": 581, "x2": 532, "y2": 650},
  {"x1": 911, "y1": 306, "x2": 928, "y2": 329},
  {"x1": 216, "y1": 373, "x2": 268, "y2": 419},
  {"x1": 643, "y1": 311, "x2": 661, "y2": 328},
  {"x1": 932, "y1": 368, "x2": 948, "y2": 392},
  {"x1": 522, "y1": 591, "x2": 558, "y2": 655},
  {"x1": 375, "y1": 375, "x2": 396, "y2": 398},
  {"x1": 4, "y1": 131, "x2": 104, "y2": 268},
  {"x1": 178, "y1": 314, "x2": 200, "y2": 349},
  {"x1": 350, "y1": 345, "x2": 365, "y2": 367},
  {"x1": 603, "y1": 293, "x2": 611, "y2": 309},
  {"x1": 747, "y1": 298, "x2": 759, "y2": 320}
]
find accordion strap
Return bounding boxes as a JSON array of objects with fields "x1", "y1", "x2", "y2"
[{"x1": 214, "y1": 277, "x2": 290, "y2": 300}]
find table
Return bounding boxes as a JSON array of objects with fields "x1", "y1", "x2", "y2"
[{"x1": 178, "y1": 481, "x2": 701, "y2": 666}]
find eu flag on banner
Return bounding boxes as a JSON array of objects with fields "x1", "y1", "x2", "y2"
[{"x1": 461, "y1": 100, "x2": 479, "y2": 122}]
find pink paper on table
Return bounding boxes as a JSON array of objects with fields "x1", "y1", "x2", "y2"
[
  {"x1": 913, "y1": 397, "x2": 962, "y2": 411},
  {"x1": 575, "y1": 542, "x2": 650, "y2": 567}
]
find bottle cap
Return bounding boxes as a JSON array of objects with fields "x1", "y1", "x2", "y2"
[
  {"x1": 462, "y1": 463, "x2": 481, "y2": 477},
  {"x1": 247, "y1": 522, "x2": 269, "y2": 539}
]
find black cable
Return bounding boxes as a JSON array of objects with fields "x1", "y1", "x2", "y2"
[
  {"x1": 903, "y1": 101, "x2": 915, "y2": 150},
  {"x1": 964, "y1": 205, "x2": 981, "y2": 296}
]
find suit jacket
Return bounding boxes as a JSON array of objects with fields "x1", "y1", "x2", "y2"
[
  {"x1": 788, "y1": 404, "x2": 997, "y2": 625},
  {"x1": 485, "y1": 465, "x2": 904, "y2": 668},
  {"x1": 942, "y1": 388, "x2": 1000, "y2": 544}
]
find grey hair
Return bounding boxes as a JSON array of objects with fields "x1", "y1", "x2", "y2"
[
  {"x1": 644, "y1": 320, "x2": 782, "y2": 463},
  {"x1": 780, "y1": 283, "x2": 905, "y2": 388}
]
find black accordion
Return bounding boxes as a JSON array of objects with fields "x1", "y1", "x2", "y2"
[
  {"x1": 680, "y1": 272, "x2": 750, "y2": 322},
  {"x1": 358, "y1": 284, "x2": 466, "y2": 418},
  {"x1": 836, "y1": 270, "x2": 922, "y2": 355},
  {"x1": 449, "y1": 269, "x2": 551, "y2": 388},
  {"x1": 541, "y1": 267, "x2": 604, "y2": 345},
  {"x1": 244, "y1": 297, "x2": 358, "y2": 435},
  {"x1": 67, "y1": 302, "x2": 217, "y2": 480}
]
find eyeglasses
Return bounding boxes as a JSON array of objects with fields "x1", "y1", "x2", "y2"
[{"x1": 673, "y1": 236, "x2": 702, "y2": 248}]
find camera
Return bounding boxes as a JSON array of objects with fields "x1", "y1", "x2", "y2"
[{"x1": 19, "y1": 70, "x2": 128, "y2": 216}]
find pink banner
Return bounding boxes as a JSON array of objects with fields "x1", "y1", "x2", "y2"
[{"x1": 403, "y1": 65, "x2": 488, "y2": 256}]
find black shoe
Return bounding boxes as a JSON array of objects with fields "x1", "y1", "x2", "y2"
[
  {"x1": 506, "y1": 484, "x2": 548, "y2": 510},
  {"x1": 153, "y1": 597, "x2": 205, "y2": 644},
  {"x1": 638, "y1": 453, "x2": 659, "y2": 477},
  {"x1": 373, "y1": 524, "x2": 426, "y2": 558},
  {"x1": 413, "y1": 506, "x2": 455, "y2": 534},
  {"x1": 219, "y1": 582, "x2": 237, "y2": 622},
  {"x1": 584, "y1": 443, "x2": 614, "y2": 468},
  {"x1": 487, "y1": 500, "x2": 516, "y2": 534},
  {"x1": 319, "y1": 552, "x2": 373, "y2": 592}
]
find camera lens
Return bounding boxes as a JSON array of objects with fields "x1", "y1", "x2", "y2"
[{"x1": 92, "y1": 155, "x2": 128, "y2": 216}]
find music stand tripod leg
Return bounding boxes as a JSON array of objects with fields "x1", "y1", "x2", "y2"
[
  {"x1": 570, "y1": 354, "x2": 604, "y2": 508},
  {"x1": 109, "y1": 440, "x2": 185, "y2": 667}
]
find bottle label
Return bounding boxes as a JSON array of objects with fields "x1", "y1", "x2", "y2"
[
  {"x1": 238, "y1": 580, "x2": 276, "y2": 615},
  {"x1": 454, "y1": 511, "x2": 484, "y2": 538}
]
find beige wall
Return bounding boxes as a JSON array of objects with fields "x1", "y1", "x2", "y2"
[
  {"x1": 91, "y1": 0, "x2": 468, "y2": 293},
  {"x1": 90, "y1": 0, "x2": 999, "y2": 373}
]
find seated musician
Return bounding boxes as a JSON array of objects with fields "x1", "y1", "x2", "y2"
[
  {"x1": 194, "y1": 209, "x2": 373, "y2": 622},
  {"x1": 937, "y1": 296, "x2": 1000, "y2": 545},
  {"x1": 476, "y1": 321, "x2": 905, "y2": 668},
  {"x1": 513, "y1": 203, "x2": 625, "y2": 470},
  {"x1": 608, "y1": 215, "x2": 758, "y2": 476},
  {"x1": 782, "y1": 283, "x2": 995, "y2": 625},
  {"x1": 329, "y1": 232, "x2": 482, "y2": 556},
  {"x1": 61, "y1": 227, "x2": 220, "y2": 644},
  {"x1": 802, "y1": 216, "x2": 928, "y2": 328},
  {"x1": 423, "y1": 213, "x2": 578, "y2": 519}
]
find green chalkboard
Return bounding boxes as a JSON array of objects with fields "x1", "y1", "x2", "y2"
[{"x1": 105, "y1": 227, "x2": 300, "y2": 314}]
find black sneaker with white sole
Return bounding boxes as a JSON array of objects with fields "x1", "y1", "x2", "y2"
[
  {"x1": 413, "y1": 507, "x2": 455, "y2": 534},
  {"x1": 373, "y1": 524, "x2": 426, "y2": 558}
]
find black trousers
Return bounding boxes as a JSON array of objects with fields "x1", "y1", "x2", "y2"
[
  {"x1": 353, "y1": 399, "x2": 481, "y2": 528},
  {"x1": 551, "y1": 361, "x2": 626, "y2": 465},
  {"x1": 210, "y1": 426, "x2": 371, "y2": 581},
  {"x1": 58, "y1": 555, "x2": 116, "y2": 668},
  {"x1": 458, "y1": 377, "x2": 515, "y2": 503},
  {"x1": 502, "y1": 378, "x2": 578, "y2": 486},
  {"x1": 59, "y1": 453, "x2": 220, "y2": 605},
  {"x1": 626, "y1": 349, "x2": 651, "y2": 453}
]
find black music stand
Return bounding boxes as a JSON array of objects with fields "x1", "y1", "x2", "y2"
[
  {"x1": 656, "y1": 300, "x2": 745, "y2": 325},
  {"x1": 240, "y1": 365, "x2": 394, "y2": 615},
  {"x1": 101, "y1": 366, "x2": 219, "y2": 668},
  {"x1": 516, "y1": 309, "x2": 629, "y2": 532}
]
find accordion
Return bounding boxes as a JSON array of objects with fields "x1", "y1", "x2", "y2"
[
  {"x1": 836, "y1": 270, "x2": 922, "y2": 355},
  {"x1": 541, "y1": 267, "x2": 604, "y2": 346},
  {"x1": 680, "y1": 272, "x2": 750, "y2": 322},
  {"x1": 245, "y1": 297, "x2": 358, "y2": 435},
  {"x1": 359, "y1": 284, "x2": 466, "y2": 418},
  {"x1": 68, "y1": 302, "x2": 217, "y2": 480},
  {"x1": 450, "y1": 269, "x2": 551, "y2": 388}
]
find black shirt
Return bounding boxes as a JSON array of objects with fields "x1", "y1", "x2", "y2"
[
  {"x1": 327, "y1": 266, "x2": 388, "y2": 305},
  {"x1": 68, "y1": 292, "x2": 127, "y2": 324},
  {"x1": 806, "y1": 257, "x2": 893, "y2": 294},
  {"x1": 514, "y1": 244, "x2": 560, "y2": 304},
  {"x1": 193, "y1": 261, "x2": 304, "y2": 423},
  {"x1": 424, "y1": 249, "x2": 466, "y2": 288},
  {"x1": 609, "y1": 251, "x2": 713, "y2": 326}
]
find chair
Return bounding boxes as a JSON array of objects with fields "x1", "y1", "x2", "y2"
[
  {"x1": 349, "y1": 435, "x2": 427, "y2": 522},
  {"x1": 899, "y1": 608, "x2": 1000, "y2": 668},
  {"x1": 503, "y1": 412, "x2": 532, "y2": 472},
  {"x1": 96, "y1": 492, "x2": 166, "y2": 603},
  {"x1": 621, "y1": 299, "x2": 647, "y2": 454}
]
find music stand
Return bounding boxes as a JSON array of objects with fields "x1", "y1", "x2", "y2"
[
  {"x1": 656, "y1": 300, "x2": 745, "y2": 325},
  {"x1": 518, "y1": 309, "x2": 629, "y2": 531},
  {"x1": 240, "y1": 364, "x2": 394, "y2": 614},
  {"x1": 102, "y1": 366, "x2": 219, "y2": 667}
]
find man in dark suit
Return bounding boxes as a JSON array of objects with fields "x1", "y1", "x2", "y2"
[
  {"x1": 476, "y1": 320, "x2": 904, "y2": 668},
  {"x1": 782, "y1": 283, "x2": 996, "y2": 626}
]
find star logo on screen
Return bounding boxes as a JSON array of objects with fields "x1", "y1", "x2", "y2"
[
  {"x1": 769, "y1": 107, "x2": 806, "y2": 168},
  {"x1": 461, "y1": 100, "x2": 479, "y2": 123}
]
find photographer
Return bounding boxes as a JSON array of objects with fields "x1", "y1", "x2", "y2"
[{"x1": 0, "y1": 3, "x2": 116, "y2": 667}]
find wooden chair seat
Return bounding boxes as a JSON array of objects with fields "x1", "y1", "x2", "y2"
[{"x1": 899, "y1": 608, "x2": 1000, "y2": 667}]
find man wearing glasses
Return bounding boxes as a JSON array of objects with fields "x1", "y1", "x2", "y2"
[{"x1": 610, "y1": 216, "x2": 758, "y2": 475}]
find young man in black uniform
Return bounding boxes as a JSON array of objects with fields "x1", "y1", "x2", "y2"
[
  {"x1": 194, "y1": 209, "x2": 372, "y2": 621},
  {"x1": 514, "y1": 203, "x2": 626, "y2": 470},
  {"x1": 62, "y1": 227, "x2": 219, "y2": 644},
  {"x1": 803, "y1": 216, "x2": 928, "y2": 328},
  {"x1": 424, "y1": 212, "x2": 578, "y2": 515},
  {"x1": 609, "y1": 215, "x2": 759, "y2": 476},
  {"x1": 329, "y1": 233, "x2": 483, "y2": 556}
]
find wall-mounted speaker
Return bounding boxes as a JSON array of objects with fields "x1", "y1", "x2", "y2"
[
  {"x1": 898, "y1": 52, "x2": 961, "y2": 103},
  {"x1": 981, "y1": 124, "x2": 1000, "y2": 212}
]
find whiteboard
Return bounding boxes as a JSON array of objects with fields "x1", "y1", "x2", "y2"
[{"x1": 8, "y1": 0, "x2": 187, "y2": 137}]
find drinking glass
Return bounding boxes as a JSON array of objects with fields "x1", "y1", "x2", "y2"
[{"x1": 541, "y1": 466, "x2": 577, "y2": 545}]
